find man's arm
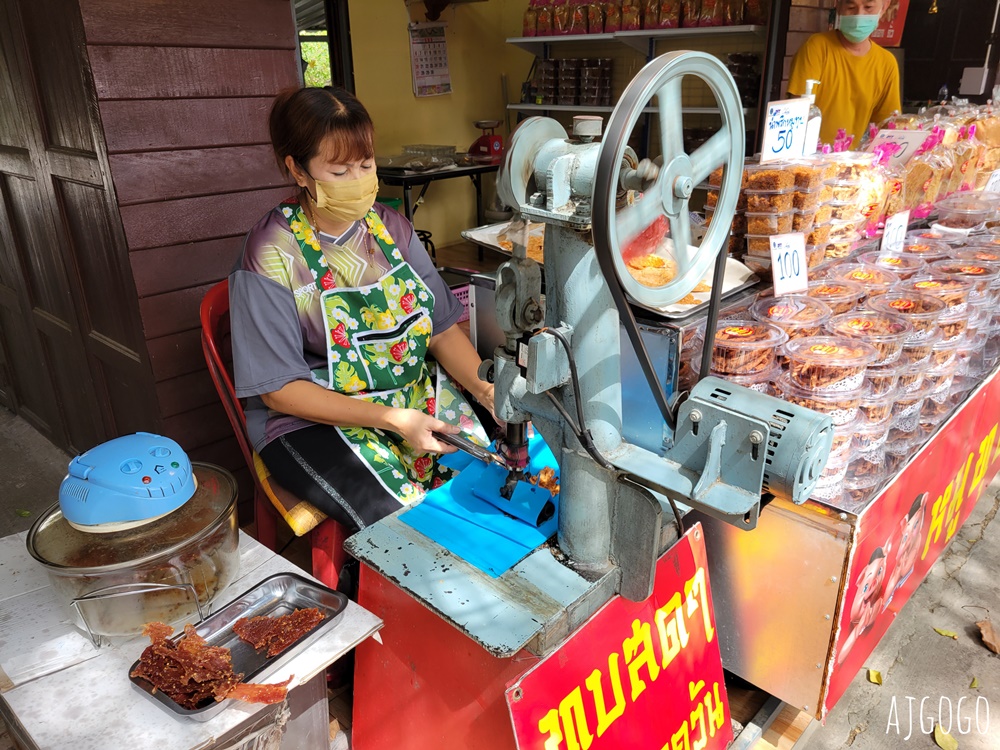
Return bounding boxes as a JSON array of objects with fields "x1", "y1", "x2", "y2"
[{"x1": 872, "y1": 52, "x2": 902, "y2": 125}]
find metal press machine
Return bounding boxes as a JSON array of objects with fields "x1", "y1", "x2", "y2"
[{"x1": 348, "y1": 52, "x2": 835, "y2": 749}]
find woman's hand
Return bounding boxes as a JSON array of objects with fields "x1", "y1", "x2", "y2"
[
  {"x1": 478, "y1": 383, "x2": 497, "y2": 422},
  {"x1": 386, "y1": 409, "x2": 461, "y2": 454}
]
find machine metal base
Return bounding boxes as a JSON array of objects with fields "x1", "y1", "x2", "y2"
[{"x1": 347, "y1": 503, "x2": 680, "y2": 657}]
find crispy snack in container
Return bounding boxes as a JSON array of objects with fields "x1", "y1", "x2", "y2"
[
  {"x1": 866, "y1": 291, "x2": 946, "y2": 339},
  {"x1": 807, "y1": 279, "x2": 866, "y2": 314},
  {"x1": 825, "y1": 311, "x2": 912, "y2": 365},
  {"x1": 751, "y1": 295, "x2": 833, "y2": 340},
  {"x1": 773, "y1": 372, "x2": 864, "y2": 426},
  {"x1": 785, "y1": 335, "x2": 878, "y2": 392},
  {"x1": 710, "y1": 320, "x2": 788, "y2": 375}
]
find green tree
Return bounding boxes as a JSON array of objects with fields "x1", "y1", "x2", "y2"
[{"x1": 300, "y1": 31, "x2": 332, "y2": 88}]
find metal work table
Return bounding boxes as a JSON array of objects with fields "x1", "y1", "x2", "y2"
[
  {"x1": 377, "y1": 162, "x2": 499, "y2": 226},
  {"x1": 0, "y1": 531, "x2": 381, "y2": 750}
]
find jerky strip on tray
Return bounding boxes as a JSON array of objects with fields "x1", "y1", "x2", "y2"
[
  {"x1": 131, "y1": 622, "x2": 291, "y2": 709},
  {"x1": 234, "y1": 608, "x2": 326, "y2": 658}
]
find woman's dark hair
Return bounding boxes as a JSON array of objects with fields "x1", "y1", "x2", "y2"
[{"x1": 269, "y1": 86, "x2": 375, "y2": 176}]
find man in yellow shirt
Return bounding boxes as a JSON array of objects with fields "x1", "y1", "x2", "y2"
[{"x1": 788, "y1": 0, "x2": 901, "y2": 146}]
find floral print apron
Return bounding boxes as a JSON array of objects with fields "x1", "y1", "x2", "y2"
[{"x1": 280, "y1": 202, "x2": 488, "y2": 503}]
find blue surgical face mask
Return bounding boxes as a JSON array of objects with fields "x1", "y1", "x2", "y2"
[{"x1": 838, "y1": 13, "x2": 880, "y2": 43}]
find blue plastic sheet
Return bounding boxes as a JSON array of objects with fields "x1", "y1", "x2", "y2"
[{"x1": 400, "y1": 435, "x2": 560, "y2": 577}]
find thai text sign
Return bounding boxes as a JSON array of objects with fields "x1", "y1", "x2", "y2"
[
  {"x1": 826, "y1": 371, "x2": 1000, "y2": 715},
  {"x1": 871, "y1": 0, "x2": 910, "y2": 48},
  {"x1": 506, "y1": 524, "x2": 732, "y2": 750}
]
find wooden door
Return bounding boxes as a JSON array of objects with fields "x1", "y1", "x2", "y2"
[
  {"x1": 901, "y1": 0, "x2": 1000, "y2": 103},
  {"x1": 0, "y1": 0, "x2": 157, "y2": 453}
]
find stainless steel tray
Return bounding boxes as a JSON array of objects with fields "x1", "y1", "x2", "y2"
[{"x1": 129, "y1": 572, "x2": 348, "y2": 721}]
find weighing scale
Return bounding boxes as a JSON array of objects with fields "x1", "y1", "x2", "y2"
[{"x1": 347, "y1": 52, "x2": 836, "y2": 749}]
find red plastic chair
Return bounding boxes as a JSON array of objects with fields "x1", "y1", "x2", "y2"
[{"x1": 200, "y1": 279, "x2": 348, "y2": 589}]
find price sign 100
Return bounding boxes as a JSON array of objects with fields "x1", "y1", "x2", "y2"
[
  {"x1": 774, "y1": 246, "x2": 801, "y2": 280},
  {"x1": 768, "y1": 233, "x2": 808, "y2": 296}
]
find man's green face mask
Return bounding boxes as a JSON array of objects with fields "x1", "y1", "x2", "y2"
[{"x1": 838, "y1": 13, "x2": 880, "y2": 43}]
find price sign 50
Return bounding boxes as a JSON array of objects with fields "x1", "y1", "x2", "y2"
[
  {"x1": 760, "y1": 98, "x2": 811, "y2": 164},
  {"x1": 769, "y1": 233, "x2": 809, "y2": 296}
]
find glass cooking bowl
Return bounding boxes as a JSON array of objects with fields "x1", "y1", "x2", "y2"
[{"x1": 26, "y1": 463, "x2": 239, "y2": 638}]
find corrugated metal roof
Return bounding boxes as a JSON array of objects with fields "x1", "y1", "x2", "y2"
[{"x1": 294, "y1": 0, "x2": 327, "y2": 30}]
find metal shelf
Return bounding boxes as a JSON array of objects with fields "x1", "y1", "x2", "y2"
[
  {"x1": 507, "y1": 103, "x2": 758, "y2": 119},
  {"x1": 507, "y1": 25, "x2": 765, "y2": 55}
]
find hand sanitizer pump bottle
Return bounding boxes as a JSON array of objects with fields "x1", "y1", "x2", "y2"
[{"x1": 804, "y1": 79, "x2": 822, "y2": 155}]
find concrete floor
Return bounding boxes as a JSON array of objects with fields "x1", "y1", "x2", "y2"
[
  {"x1": 0, "y1": 409, "x2": 998, "y2": 748},
  {"x1": 0, "y1": 410, "x2": 71, "y2": 539}
]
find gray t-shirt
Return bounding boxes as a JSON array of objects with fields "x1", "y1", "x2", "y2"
[{"x1": 230, "y1": 200, "x2": 463, "y2": 452}]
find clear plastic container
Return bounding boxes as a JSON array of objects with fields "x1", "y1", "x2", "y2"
[
  {"x1": 807, "y1": 243, "x2": 827, "y2": 269},
  {"x1": 807, "y1": 279, "x2": 866, "y2": 314},
  {"x1": 858, "y1": 385, "x2": 897, "y2": 426},
  {"x1": 854, "y1": 419, "x2": 890, "y2": 453},
  {"x1": 855, "y1": 251, "x2": 925, "y2": 280},
  {"x1": 921, "y1": 396, "x2": 953, "y2": 425},
  {"x1": 751, "y1": 295, "x2": 834, "y2": 340},
  {"x1": 937, "y1": 306, "x2": 970, "y2": 341},
  {"x1": 956, "y1": 247, "x2": 1000, "y2": 265},
  {"x1": 829, "y1": 217, "x2": 865, "y2": 241},
  {"x1": 807, "y1": 222, "x2": 832, "y2": 247},
  {"x1": 897, "y1": 276, "x2": 974, "y2": 312},
  {"x1": 773, "y1": 371, "x2": 864, "y2": 425},
  {"x1": 787, "y1": 159, "x2": 828, "y2": 190},
  {"x1": 828, "y1": 180, "x2": 863, "y2": 203},
  {"x1": 828, "y1": 263, "x2": 900, "y2": 297},
  {"x1": 793, "y1": 208, "x2": 817, "y2": 233},
  {"x1": 924, "y1": 359, "x2": 958, "y2": 398},
  {"x1": 812, "y1": 451, "x2": 852, "y2": 500},
  {"x1": 711, "y1": 363, "x2": 782, "y2": 395},
  {"x1": 824, "y1": 233, "x2": 861, "y2": 260},
  {"x1": 825, "y1": 311, "x2": 913, "y2": 365},
  {"x1": 745, "y1": 209, "x2": 795, "y2": 235},
  {"x1": 710, "y1": 320, "x2": 788, "y2": 375},
  {"x1": 967, "y1": 301, "x2": 991, "y2": 338},
  {"x1": 928, "y1": 260, "x2": 999, "y2": 300},
  {"x1": 898, "y1": 328, "x2": 943, "y2": 365},
  {"x1": 929, "y1": 333, "x2": 962, "y2": 368},
  {"x1": 866, "y1": 291, "x2": 946, "y2": 339},
  {"x1": 866, "y1": 361, "x2": 901, "y2": 396},
  {"x1": 745, "y1": 187, "x2": 795, "y2": 213},
  {"x1": 829, "y1": 200, "x2": 864, "y2": 222},
  {"x1": 906, "y1": 229, "x2": 964, "y2": 246},
  {"x1": 934, "y1": 192, "x2": 996, "y2": 230},
  {"x1": 814, "y1": 202, "x2": 834, "y2": 225},
  {"x1": 893, "y1": 386, "x2": 929, "y2": 430},
  {"x1": 794, "y1": 188, "x2": 826, "y2": 211},
  {"x1": 895, "y1": 240, "x2": 952, "y2": 263},
  {"x1": 830, "y1": 415, "x2": 860, "y2": 461},
  {"x1": 848, "y1": 446, "x2": 887, "y2": 490},
  {"x1": 785, "y1": 335, "x2": 878, "y2": 392},
  {"x1": 897, "y1": 361, "x2": 927, "y2": 393},
  {"x1": 744, "y1": 162, "x2": 795, "y2": 191},
  {"x1": 827, "y1": 152, "x2": 877, "y2": 181},
  {"x1": 884, "y1": 436, "x2": 915, "y2": 474}
]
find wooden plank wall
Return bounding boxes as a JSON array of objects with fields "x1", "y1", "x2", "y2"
[
  {"x1": 781, "y1": 0, "x2": 835, "y2": 96},
  {"x1": 77, "y1": 0, "x2": 302, "y2": 516}
]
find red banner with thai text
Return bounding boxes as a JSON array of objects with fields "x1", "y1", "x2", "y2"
[
  {"x1": 825, "y1": 371, "x2": 1000, "y2": 715},
  {"x1": 871, "y1": 0, "x2": 910, "y2": 48},
  {"x1": 506, "y1": 524, "x2": 732, "y2": 750}
]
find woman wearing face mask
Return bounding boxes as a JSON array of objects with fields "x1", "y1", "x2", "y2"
[
  {"x1": 787, "y1": 0, "x2": 900, "y2": 146},
  {"x1": 229, "y1": 86, "x2": 495, "y2": 539}
]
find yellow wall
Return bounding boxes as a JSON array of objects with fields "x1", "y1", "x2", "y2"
[{"x1": 349, "y1": 0, "x2": 532, "y2": 248}]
